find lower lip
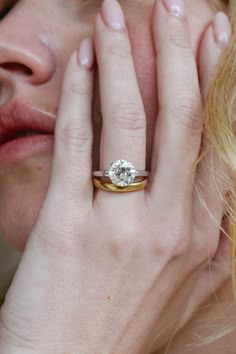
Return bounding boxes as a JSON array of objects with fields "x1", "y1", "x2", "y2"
[{"x1": 0, "y1": 134, "x2": 54, "y2": 164}]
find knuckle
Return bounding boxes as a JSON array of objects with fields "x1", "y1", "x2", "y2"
[
  {"x1": 106, "y1": 40, "x2": 132, "y2": 61},
  {"x1": 152, "y1": 219, "x2": 190, "y2": 262},
  {"x1": 171, "y1": 97, "x2": 202, "y2": 131},
  {"x1": 170, "y1": 233, "x2": 190, "y2": 258},
  {"x1": 114, "y1": 103, "x2": 146, "y2": 133},
  {"x1": 193, "y1": 228, "x2": 220, "y2": 265},
  {"x1": 67, "y1": 82, "x2": 92, "y2": 97},
  {"x1": 107, "y1": 220, "x2": 143, "y2": 261},
  {"x1": 33, "y1": 210, "x2": 91, "y2": 257},
  {"x1": 59, "y1": 118, "x2": 92, "y2": 152},
  {"x1": 170, "y1": 218, "x2": 191, "y2": 257},
  {"x1": 168, "y1": 27, "x2": 190, "y2": 52}
]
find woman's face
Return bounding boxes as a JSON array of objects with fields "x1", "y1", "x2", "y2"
[{"x1": 0, "y1": 0, "x2": 215, "y2": 251}]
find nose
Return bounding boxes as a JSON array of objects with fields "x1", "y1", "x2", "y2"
[{"x1": 0, "y1": 11, "x2": 55, "y2": 85}]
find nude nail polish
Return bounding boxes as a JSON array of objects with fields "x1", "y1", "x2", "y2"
[
  {"x1": 214, "y1": 12, "x2": 231, "y2": 47},
  {"x1": 163, "y1": 0, "x2": 185, "y2": 18},
  {"x1": 101, "y1": 0, "x2": 126, "y2": 30},
  {"x1": 78, "y1": 38, "x2": 95, "y2": 70}
]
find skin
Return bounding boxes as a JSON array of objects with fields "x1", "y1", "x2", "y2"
[
  {"x1": 0, "y1": 0, "x2": 235, "y2": 353},
  {"x1": 0, "y1": 0, "x2": 213, "y2": 250}
]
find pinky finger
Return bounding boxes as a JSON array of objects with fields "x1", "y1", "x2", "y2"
[
  {"x1": 193, "y1": 12, "x2": 231, "y2": 231},
  {"x1": 199, "y1": 12, "x2": 231, "y2": 102}
]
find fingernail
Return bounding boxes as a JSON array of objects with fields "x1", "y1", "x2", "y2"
[
  {"x1": 163, "y1": 0, "x2": 185, "y2": 18},
  {"x1": 77, "y1": 38, "x2": 95, "y2": 70},
  {"x1": 101, "y1": 0, "x2": 126, "y2": 30},
  {"x1": 214, "y1": 12, "x2": 231, "y2": 47}
]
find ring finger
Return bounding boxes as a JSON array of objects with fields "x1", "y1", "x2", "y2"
[{"x1": 94, "y1": 0, "x2": 146, "y2": 174}]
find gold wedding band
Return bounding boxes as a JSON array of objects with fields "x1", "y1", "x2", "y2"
[{"x1": 93, "y1": 177, "x2": 148, "y2": 193}]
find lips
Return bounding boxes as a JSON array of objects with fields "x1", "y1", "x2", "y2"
[
  {"x1": 0, "y1": 99, "x2": 56, "y2": 146},
  {"x1": 0, "y1": 129, "x2": 46, "y2": 145}
]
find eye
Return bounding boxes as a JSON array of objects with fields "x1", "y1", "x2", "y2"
[{"x1": 0, "y1": 0, "x2": 17, "y2": 20}]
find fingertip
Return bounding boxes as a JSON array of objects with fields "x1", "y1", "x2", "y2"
[
  {"x1": 77, "y1": 37, "x2": 95, "y2": 71},
  {"x1": 213, "y1": 11, "x2": 232, "y2": 48},
  {"x1": 198, "y1": 12, "x2": 231, "y2": 102},
  {"x1": 94, "y1": 12, "x2": 108, "y2": 36},
  {"x1": 62, "y1": 39, "x2": 95, "y2": 84},
  {"x1": 198, "y1": 24, "x2": 218, "y2": 80}
]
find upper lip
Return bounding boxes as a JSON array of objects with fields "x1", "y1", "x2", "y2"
[{"x1": 0, "y1": 100, "x2": 56, "y2": 145}]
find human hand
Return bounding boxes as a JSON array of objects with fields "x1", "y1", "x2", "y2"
[{"x1": 0, "y1": 0, "x2": 231, "y2": 353}]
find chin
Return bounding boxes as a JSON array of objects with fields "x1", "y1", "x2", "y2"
[
  {"x1": 0, "y1": 218, "x2": 35, "y2": 252},
  {"x1": 0, "y1": 188, "x2": 49, "y2": 252},
  {"x1": 0, "y1": 152, "x2": 53, "y2": 251}
]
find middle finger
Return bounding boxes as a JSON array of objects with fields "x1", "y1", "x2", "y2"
[{"x1": 94, "y1": 0, "x2": 146, "y2": 171}]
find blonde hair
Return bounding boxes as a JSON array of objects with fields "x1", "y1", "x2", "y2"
[
  {"x1": 0, "y1": 0, "x2": 236, "y2": 348},
  {"x1": 205, "y1": 0, "x2": 236, "y2": 297},
  {"x1": 182, "y1": 0, "x2": 236, "y2": 348}
]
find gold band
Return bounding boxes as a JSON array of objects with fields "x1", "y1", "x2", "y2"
[{"x1": 93, "y1": 177, "x2": 148, "y2": 193}]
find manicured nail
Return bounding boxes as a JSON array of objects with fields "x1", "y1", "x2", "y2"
[
  {"x1": 77, "y1": 38, "x2": 95, "y2": 70},
  {"x1": 214, "y1": 12, "x2": 231, "y2": 47},
  {"x1": 101, "y1": 0, "x2": 126, "y2": 30},
  {"x1": 163, "y1": 0, "x2": 185, "y2": 18}
]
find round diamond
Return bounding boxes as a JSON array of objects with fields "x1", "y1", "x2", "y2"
[{"x1": 108, "y1": 160, "x2": 137, "y2": 187}]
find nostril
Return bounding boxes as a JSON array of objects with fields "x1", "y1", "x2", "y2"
[{"x1": 0, "y1": 62, "x2": 32, "y2": 75}]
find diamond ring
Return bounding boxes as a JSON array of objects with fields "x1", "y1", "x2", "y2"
[
  {"x1": 93, "y1": 177, "x2": 148, "y2": 193},
  {"x1": 93, "y1": 159, "x2": 149, "y2": 187}
]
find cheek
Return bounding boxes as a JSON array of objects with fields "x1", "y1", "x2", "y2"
[
  {"x1": 127, "y1": 9, "x2": 157, "y2": 108},
  {"x1": 129, "y1": 24, "x2": 158, "y2": 118},
  {"x1": 127, "y1": 5, "x2": 213, "y2": 103},
  {"x1": 0, "y1": 153, "x2": 53, "y2": 251},
  {"x1": 126, "y1": 15, "x2": 158, "y2": 167},
  {"x1": 186, "y1": 0, "x2": 214, "y2": 56},
  {"x1": 125, "y1": 5, "x2": 214, "y2": 166},
  {"x1": 126, "y1": 0, "x2": 214, "y2": 100}
]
